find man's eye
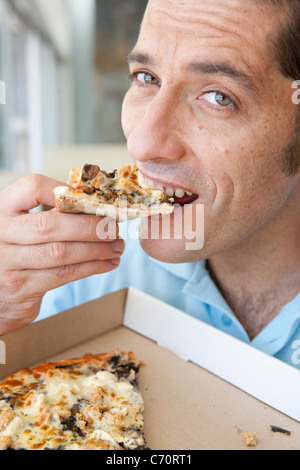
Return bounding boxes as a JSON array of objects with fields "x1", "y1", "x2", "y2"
[
  {"x1": 202, "y1": 91, "x2": 236, "y2": 108},
  {"x1": 131, "y1": 72, "x2": 159, "y2": 86}
]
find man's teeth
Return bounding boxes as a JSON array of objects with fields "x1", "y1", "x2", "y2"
[
  {"x1": 144, "y1": 178, "x2": 193, "y2": 198},
  {"x1": 175, "y1": 189, "x2": 186, "y2": 198},
  {"x1": 164, "y1": 187, "x2": 194, "y2": 198},
  {"x1": 165, "y1": 188, "x2": 175, "y2": 197}
]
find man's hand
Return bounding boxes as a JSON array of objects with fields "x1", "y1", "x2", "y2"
[{"x1": 0, "y1": 175, "x2": 125, "y2": 335}]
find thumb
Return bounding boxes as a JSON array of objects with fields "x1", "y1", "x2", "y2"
[{"x1": 0, "y1": 174, "x2": 70, "y2": 217}]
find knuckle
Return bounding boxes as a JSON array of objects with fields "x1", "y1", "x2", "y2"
[
  {"x1": 26, "y1": 173, "x2": 44, "y2": 195},
  {"x1": 58, "y1": 263, "x2": 76, "y2": 279},
  {"x1": 4, "y1": 271, "x2": 26, "y2": 296},
  {"x1": 93, "y1": 260, "x2": 105, "y2": 272},
  {"x1": 95, "y1": 259, "x2": 111, "y2": 274},
  {"x1": 48, "y1": 241, "x2": 67, "y2": 262},
  {"x1": 84, "y1": 216, "x2": 97, "y2": 238},
  {"x1": 33, "y1": 211, "x2": 56, "y2": 236}
]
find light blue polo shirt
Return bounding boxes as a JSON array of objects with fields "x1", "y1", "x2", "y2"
[{"x1": 39, "y1": 220, "x2": 300, "y2": 369}]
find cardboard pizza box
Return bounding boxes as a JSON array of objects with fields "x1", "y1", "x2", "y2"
[{"x1": 0, "y1": 287, "x2": 299, "y2": 450}]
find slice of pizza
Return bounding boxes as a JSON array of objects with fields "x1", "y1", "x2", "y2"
[
  {"x1": 0, "y1": 350, "x2": 149, "y2": 451},
  {"x1": 53, "y1": 164, "x2": 175, "y2": 221}
]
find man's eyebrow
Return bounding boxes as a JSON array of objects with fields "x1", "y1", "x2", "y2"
[
  {"x1": 187, "y1": 61, "x2": 259, "y2": 97},
  {"x1": 127, "y1": 51, "x2": 259, "y2": 98},
  {"x1": 127, "y1": 51, "x2": 156, "y2": 67}
]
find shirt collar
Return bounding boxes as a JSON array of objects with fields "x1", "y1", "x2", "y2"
[
  {"x1": 151, "y1": 257, "x2": 233, "y2": 313},
  {"x1": 151, "y1": 256, "x2": 300, "y2": 356},
  {"x1": 151, "y1": 257, "x2": 206, "y2": 282},
  {"x1": 252, "y1": 293, "x2": 300, "y2": 355}
]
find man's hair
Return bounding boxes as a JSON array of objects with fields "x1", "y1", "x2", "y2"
[
  {"x1": 263, "y1": 0, "x2": 300, "y2": 174},
  {"x1": 268, "y1": 0, "x2": 300, "y2": 81}
]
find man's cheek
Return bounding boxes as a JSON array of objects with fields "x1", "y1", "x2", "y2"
[{"x1": 121, "y1": 92, "x2": 135, "y2": 139}]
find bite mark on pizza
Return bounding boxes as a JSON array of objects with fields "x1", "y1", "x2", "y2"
[
  {"x1": 0, "y1": 350, "x2": 149, "y2": 450},
  {"x1": 53, "y1": 164, "x2": 176, "y2": 221}
]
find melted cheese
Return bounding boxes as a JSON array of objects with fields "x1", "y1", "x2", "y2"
[{"x1": 0, "y1": 353, "x2": 147, "y2": 450}]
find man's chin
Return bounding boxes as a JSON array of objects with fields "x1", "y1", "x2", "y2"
[
  {"x1": 138, "y1": 235, "x2": 207, "y2": 264},
  {"x1": 138, "y1": 208, "x2": 206, "y2": 263}
]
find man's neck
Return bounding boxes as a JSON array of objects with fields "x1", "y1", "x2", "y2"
[{"x1": 207, "y1": 185, "x2": 300, "y2": 340}]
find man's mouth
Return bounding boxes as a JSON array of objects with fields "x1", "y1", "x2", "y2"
[{"x1": 140, "y1": 173, "x2": 199, "y2": 207}]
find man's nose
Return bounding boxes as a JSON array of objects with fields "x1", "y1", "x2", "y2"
[{"x1": 127, "y1": 90, "x2": 186, "y2": 164}]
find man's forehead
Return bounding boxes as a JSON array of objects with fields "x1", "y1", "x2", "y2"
[
  {"x1": 145, "y1": 0, "x2": 256, "y2": 28},
  {"x1": 143, "y1": 0, "x2": 281, "y2": 45},
  {"x1": 138, "y1": 0, "x2": 281, "y2": 80}
]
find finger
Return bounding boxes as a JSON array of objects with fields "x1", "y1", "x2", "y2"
[
  {"x1": 3, "y1": 239, "x2": 125, "y2": 270},
  {"x1": 3, "y1": 259, "x2": 121, "y2": 299},
  {"x1": 0, "y1": 210, "x2": 119, "y2": 245},
  {"x1": 0, "y1": 174, "x2": 68, "y2": 216}
]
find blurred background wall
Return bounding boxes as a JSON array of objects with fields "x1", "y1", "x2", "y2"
[{"x1": 0, "y1": 0, "x2": 147, "y2": 185}]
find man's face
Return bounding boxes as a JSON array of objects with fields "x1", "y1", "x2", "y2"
[{"x1": 121, "y1": 0, "x2": 299, "y2": 263}]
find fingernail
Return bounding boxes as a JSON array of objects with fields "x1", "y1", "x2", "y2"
[
  {"x1": 112, "y1": 239, "x2": 125, "y2": 253},
  {"x1": 110, "y1": 258, "x2": 121, "y2": 266}
]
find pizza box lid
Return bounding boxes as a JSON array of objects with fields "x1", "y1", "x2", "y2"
[{"x1": 0, "y1": 287, "x2": 299, "y2": 450}]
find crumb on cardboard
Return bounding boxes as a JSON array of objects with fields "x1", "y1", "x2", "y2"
[{"x1": 243, "y1": 432, "x2": 258, "y2": 447}]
